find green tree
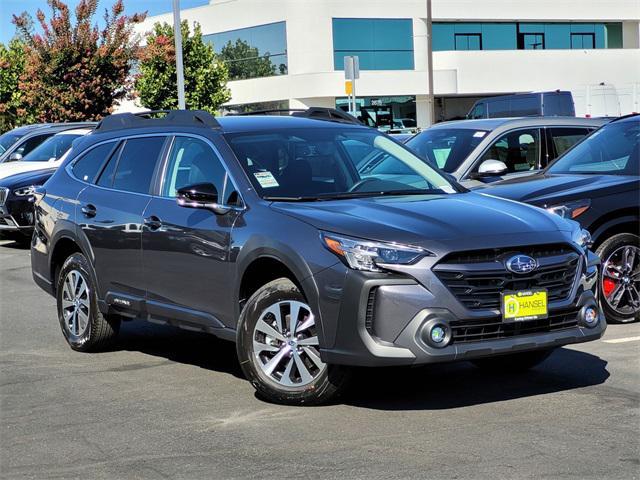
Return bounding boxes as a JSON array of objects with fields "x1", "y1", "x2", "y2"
[
  {"x1": 12, "y1": 0, "x2": 146, "y2": 123},
  {"x1": 136, "y1": 21, "x2": 230, "y2": 113},
  {"x1": 219, "y1": 39, "x2": 276, "y2": 80},
  {"x1": 0, "y1": 38, "x2": 27, "y2": 131}
]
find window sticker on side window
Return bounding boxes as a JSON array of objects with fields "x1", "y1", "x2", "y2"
[{"x1": 254, "y1": 171, "x2": 279, "y2": 188}]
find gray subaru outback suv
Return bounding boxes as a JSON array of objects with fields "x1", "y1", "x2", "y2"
[{"x1": 31, "y1": 110, "x2": 605, "y2": 405}]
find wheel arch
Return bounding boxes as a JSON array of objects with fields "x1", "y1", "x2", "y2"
[{"x1": 590, "y1": 211, "x2": 639, "y2": 248}]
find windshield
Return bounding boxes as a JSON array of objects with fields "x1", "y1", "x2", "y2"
[
  {"x1": 547, "y1": 120, "x2": 639, "y2": 175},
  {"x1": 0, "y1": 132, "x2": 22, "y2": 155},
  {"x1": 225, "y1": 128, "x2": 457, "y2": 200},
  {"x1": 406, "y1": 128, "x2": 488, "y2": 172},
  {"x1": 21, "y1": 134, "x2": 82, "y2": 162}
]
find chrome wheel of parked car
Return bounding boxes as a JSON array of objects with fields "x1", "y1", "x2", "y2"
[
  {"x1": 61, "y1": 270, "x2": 91, "y2": 337},
  {"x1": 252, "y1": 300, "x2": 326, "y2": 387},
  {"x1": 602, "y1": 244, "x2": 640, "y2": 319}
]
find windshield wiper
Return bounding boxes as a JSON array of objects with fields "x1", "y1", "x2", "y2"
[{"x1": 265, "y1": 189, "x2": 449, "y2": 202}]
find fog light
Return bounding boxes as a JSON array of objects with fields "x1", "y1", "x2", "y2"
[
  {"x1": 431, "y1": 325, "x2": 446, "y2": 344},
  {"x1": 584, "y1": 306, "x2": 598, "y2": 327}
]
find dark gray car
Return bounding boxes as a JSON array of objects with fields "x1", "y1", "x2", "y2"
[
  {"x1": 31, "y1": 110, "x2": 605, "y2": 405},
  {"x1": 406, "y1": 117, "x2": 608, "y2": 188}
]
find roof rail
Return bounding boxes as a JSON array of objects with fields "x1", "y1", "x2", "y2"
[
  {"x1": 95, "y1": 110, "x2": 221, "y2": 132},
  {"x1": 232, "y1": 107, "x2": 363, "y2": 126}
]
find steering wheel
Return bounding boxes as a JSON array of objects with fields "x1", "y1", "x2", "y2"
[{"x1": 348, "y1": 177, "x2": 381, "y2": 192}]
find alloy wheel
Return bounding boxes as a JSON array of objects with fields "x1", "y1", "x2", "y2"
[
  {"x1": 61, "y1": 270, "x2": 91, "y2": 337},
  {"x1": 602, "y1": 245, "x2": 640, "y2": 317},
  {"x1": 252, "y1": 300, "x2": 326, "y2": 387}
]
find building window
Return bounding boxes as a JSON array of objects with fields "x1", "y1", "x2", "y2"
[
  {"x1": 455, "y1": 33, "x2": 482, "y2": 51},
  {"x1": 521, "y1": 33, "x2": 545, "y2": 50},
  {"x1": 571, "y1": 33, "x2": 595, "y2": 49},
  {"x1": 432, "y1": 22, "x2": 618, "y2": 51},
  {"x1": 333, "y1": 18, "x2": 414, "y2": 70},
  {"x1": 204, "y1": 22, "x2": 288, "y2": 80}
]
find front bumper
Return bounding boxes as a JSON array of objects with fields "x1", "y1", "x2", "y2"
[
  {"x1": 316, "y1": 251, "x2": 605, "y2": 367},
  {"x1": 0, "y1": 198, "x2": 35, "y2": 231}
]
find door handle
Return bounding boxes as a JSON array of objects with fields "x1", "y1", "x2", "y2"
[
  {"x1": 81, "y1": 204, "x2": 96, "y2": 218},
  {"x1": 144, "y1": 215, "x2": 163, "y2": 231}
]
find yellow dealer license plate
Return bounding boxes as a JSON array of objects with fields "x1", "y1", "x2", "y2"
[{"x1": 502, "y1": 289, "x2": 548, "y2": 322}]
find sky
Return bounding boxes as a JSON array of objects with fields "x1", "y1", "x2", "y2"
[{"x1": 0, "y1": 0, "x2": 210, "y2": 44}]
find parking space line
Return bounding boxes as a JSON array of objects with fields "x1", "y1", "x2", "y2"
[{"x1": 603, "y1": 336, "x2": 640, "y2": 344}]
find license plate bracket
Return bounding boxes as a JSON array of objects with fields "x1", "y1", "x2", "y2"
[{"x1": 501, "y1": 289, "x2": 548, "y2": 322}]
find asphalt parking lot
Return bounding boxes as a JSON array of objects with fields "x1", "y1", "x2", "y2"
[{"x1": 0, "y1": 238, "x2": 638, "y2": 480}]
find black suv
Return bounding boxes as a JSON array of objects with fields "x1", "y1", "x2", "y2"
[{"x1": 31, "y1": 110, "x2": 604, "y2": 405}]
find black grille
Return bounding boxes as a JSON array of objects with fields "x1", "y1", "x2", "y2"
[
  {"x1": 450, "y1": 308, "x2": 579, "y2": 344},
  {"x1": 365, "y1": 287, "x2": 377, "y2": 334},
  {"x1": 434, "y1": 244, "x2": 580, "y2": 310}
]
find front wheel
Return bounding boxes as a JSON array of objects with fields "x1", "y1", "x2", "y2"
[
  {"x1": 597, "y1": 233, "x2": 640, "y2": 324},
  {"x1": 236, "y1": 278, "x2": 350, "y2": 405},
  {"x1": 56, "y1": 253, "x2": 120, "y2": 352},
  {"x1": 471, "y1": 349, "x2": 554, "y2": 373}
]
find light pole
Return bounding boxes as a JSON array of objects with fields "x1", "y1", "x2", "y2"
[
  {"x1": 426, "y1": 0, "x2": 435, "y2": 126},
  {"x1": 172, "y1": 0, "x2": 186, "y2": 109}
]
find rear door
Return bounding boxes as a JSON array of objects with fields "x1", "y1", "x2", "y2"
[{"x1": 76, "y1": 135, "x2": 168, "y2": 307}]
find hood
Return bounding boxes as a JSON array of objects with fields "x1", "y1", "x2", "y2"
[
  {"x1": 271, "y1": 191, "x2": 572, "y2": 248},
  {"x1": 480, "y1": 173, "x2": 640, "y2": 206},
  {"x1": 0, "y1": 160, "x2": 61, "y2": 181},
  {"x1": 0, "y1": 167, "x2": 57, "y2": 188}
]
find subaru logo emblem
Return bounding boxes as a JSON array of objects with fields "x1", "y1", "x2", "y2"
[{"x1": 506, "y1": 255, "x2": 538, "y2": 274}]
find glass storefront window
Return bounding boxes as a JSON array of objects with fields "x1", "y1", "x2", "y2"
[
  {"x1": 204, "y1": 22, "x2": 288, "y2": 80},
  {"x1": 336, "y1": 96, "x2": 417, "y2": 133},
  {"x1": 333, "y1": 18, "x2": 414, "y2": 70}
]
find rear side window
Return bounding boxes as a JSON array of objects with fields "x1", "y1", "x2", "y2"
[
  {"x1": 97, "y1": 137, "x2": 166, "y2": 193},
  {"x1": 72, "y1": 142, "x2": 117, "y2": 182},
  {"x1": 548, "y1": 128, "x2": 590, "y2": 158}
]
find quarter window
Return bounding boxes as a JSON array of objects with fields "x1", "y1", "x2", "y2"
[{"x1": 72, "y1": 142, "x2": 117, "y2": 183}]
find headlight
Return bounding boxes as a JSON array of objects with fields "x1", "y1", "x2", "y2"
[
  {"x1": 546, "y1": 199, "x2": 590, "y2": 219},
  {"x1": 572, "y1": 228, "x2": 592, "y2": 249},
  {"x1": 320, "y1": 232, "x2": 431, "y2": 272},
  {"x1": 13, "y1": 185, "x2": 37, "y2": 197}
]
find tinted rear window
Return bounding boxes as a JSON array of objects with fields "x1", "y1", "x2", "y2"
[{"x1": 111, "y1": 137, "x2": 165, "y2": 194}]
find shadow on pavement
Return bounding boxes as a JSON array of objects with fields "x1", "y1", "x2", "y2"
[
  {"x1": 343, "y1": 348, "x2": 609, "y2": 410},
  {"x1": 114, "y1": 319, "x2": 245, "y2": 380}
]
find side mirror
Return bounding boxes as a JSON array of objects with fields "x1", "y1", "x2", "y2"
[
  {"x1": 475, "y1": 159, "x2": 508, "y2": 177},
  {"x1": 8, "y1": 152, "x2": 23, "y2": 162},
  {"x1": 176, "y1": 183, "x2": 230, "y2": 215}
]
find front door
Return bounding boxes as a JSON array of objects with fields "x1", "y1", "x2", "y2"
[{"x1": 142, "y1": 135, "x2": 242, "y2": 331}]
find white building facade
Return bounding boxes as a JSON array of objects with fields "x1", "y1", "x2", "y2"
[{"x1": 140, "y1": 0, "x2": 640, "y2": 127}]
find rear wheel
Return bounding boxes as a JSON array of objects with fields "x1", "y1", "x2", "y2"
[
  {"x1": 597, "y1": 233, "x2": 640, "y2": 324},
  {"x1": 237, "y1": 278, "x2": 350, "y2": 405},
  {"x1": 56, "y1": 253, "x2": 120, "y2": 351},
  {"x1": 471, "y1": 349, "x2": 554, "y2": 373}
]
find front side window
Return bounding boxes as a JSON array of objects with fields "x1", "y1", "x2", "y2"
[
  {"x1": 406, "y1": 128, "x2": 488, "y2": 172},
  {"x1": 162, "y1": 136, "x2": 237, "y2": 204},
  {"x1": 548, "y1": 127, "x2": 591, "y2": 158},
  {"x1": 22, "y1": 134, "x2": 82, "y2": 162},
  {"x1": 548, "y1": 121, "x2": 639, "y2": 175},
  {"x1": 226, "y1": 128, "x2": 456, "y2": 200},
  {"x1": 97, "y1": 137, "x2": 166, "y2": 194},
  {"x1": 478, "y1": 128, "x2": 541, "y2": 173}
]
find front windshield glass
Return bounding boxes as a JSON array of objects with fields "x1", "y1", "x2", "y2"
[
  {"x1": 548, "y1": 120, "x2": 639, "y2": 175},
  {"x1": 21, "y1": 134, "x2": 82, "y2": 162},
  {"x1": 406, "y1": 128, "x2": 488, "y2": 172},
  {"x1": 225, "y1": 128, "x2": 457, "y2": 200},
  {"x1": 0, "y1": 132, "x2": 22, "y2": 155}
]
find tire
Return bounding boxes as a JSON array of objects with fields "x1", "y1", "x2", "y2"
[
  {"x1": 596, "y1": 233, "x2": 640, "y2": 324},
  {"x1": 236, "y1": 278, "x2": 350, "y2": 406},
  {"x1": 56, "y1": 253, "x2": 120, "y2": 352},
  {"x1": 471, "y1": 348, "x2": 554, "y2": 373}
]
